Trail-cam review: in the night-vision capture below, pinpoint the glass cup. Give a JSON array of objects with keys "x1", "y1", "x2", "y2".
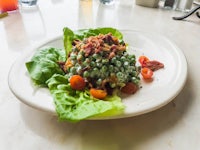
[
  {"x1": 0, "y1": 0, "x2": 18, "y2": 12},
  {"x1": 174, "y1": 0, "x2": 194, "y2": 12},
  {"x1": 18, "y1": 0, "x2": 38, "y2": 8},
  {"x1": 135, "y1": 0, "x2": 160, "y2": 8},
  {"x1": 99, "y1": 0, "x2": 115, "y2": 5}
]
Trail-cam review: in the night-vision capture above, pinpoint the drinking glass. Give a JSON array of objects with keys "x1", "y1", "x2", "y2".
[
  {"x1": 18, "y1": 0, "x2": 38, "y2": 7},
  {"x1": 135, "y1": 0, "x2": 160, "y2": 8},
  {"x1": 99, "y1": 0, "x2": 115, "y2": 5}
]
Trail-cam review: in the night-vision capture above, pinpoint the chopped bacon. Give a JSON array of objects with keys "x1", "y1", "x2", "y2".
[
  {"x1": 142, "y1": 60, "x2": 164, "y2": 71},
  {"x1": 109, "y1": 52, "x2": 115, "y2": 59},
  {"x1": 72, "y1": 40, "x2": 81, "y2": 46},
  {"x1": 72, "y1": 33, "x2": 126, "y2": 59},
  {"x1": 83, "y1": 43, "x2": 93, "y2": 56},
  {"x1": 57, "y1": 61, "x2": 65, "y2": 72}
]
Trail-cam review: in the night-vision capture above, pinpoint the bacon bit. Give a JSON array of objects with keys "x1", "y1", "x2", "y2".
[
  {"x1": 109, "y1": 51, "x2": 116, "y2": 59},
  {"x1": 75, "y1": 43, "x2": 82, "y2": 51},
  {"x1": 111, "y1": 45, "x2": 117, "y2": 51},
  {"x1": 95, "y1": 47, "x2": 102, "y2": 54},
  {"x1": 112, "y1": 36, "x2": 119, "y2": 45},
  {"x1": 118, "y1": 45, "x2": 126, "y2": 51},
  {"x1": 142, "y1": 60, "x2": 164, "y2": 71},
  {"x1": 72, "y1": 33, "x2": 126, "y2": 60},
  {"x1": 83, "y1": 43, "x2": 93, "y2": 56},
  {"x1": 57, "y1": 61, "x2": 66, "y2": 72},
  {"x1": 103, "y1": 44, "x2": 111, "y2": 51},
  {"x1": 72, "y1": 40, "x2": 81, "y2": 46}
]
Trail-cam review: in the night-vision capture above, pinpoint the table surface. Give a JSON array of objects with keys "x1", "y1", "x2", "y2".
[{"x1": 0, "y1": 0, "x2": 200, "y2": 149}]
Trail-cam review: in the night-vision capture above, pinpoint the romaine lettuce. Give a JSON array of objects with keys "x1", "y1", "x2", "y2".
[
  {"x1": 26, "y1": 47, "x2": 66, "y2": 86},
  {"x1": 47, "y1": 74, "x2": 124, "y2": 122}
]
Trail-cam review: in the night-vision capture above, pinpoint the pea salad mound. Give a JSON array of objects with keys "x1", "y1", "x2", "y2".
[
  {"x1": 62, "y1": 32, "x2": 140, "y2": 98},
  {"x1": 25, "y1": 27, "x2": 141, "y2": 122}
]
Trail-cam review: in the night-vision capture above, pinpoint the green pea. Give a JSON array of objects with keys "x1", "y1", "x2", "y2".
[
  {"x1": 77, "y1": 54, "x2": 82, "y2": 60},
  {"x1": 79, "y1": 50, "x2": 85, "y2": 55},
  {"x1": 67, "y1": 73, "x2": 73, "y2": 78},
  {"x1": 130, "y1": 71, "x2": 136, "y2": 76},
  {"x1": 111, "y1": 57, "x2": 117, "y2": 64},
  {"x1": 70, "y1": 67, "x2": 77, "y2": 74},
  {"x1": 130, "y1": 58, "x2": 136, "y2": 64},
  {"x1": 109, "y1": 65, "x2": 114, "y2": 72},
  {"x1": 85, "y1": 58, "x2": 90, "y2": 63},
  {"x1": 105, "y1": 72, "x2": 109, "y2": 78},
  {"x1": 114, "y1": 67, "x2": 119, "y2": 72},
  {"x1": 116, "y1": 60, "x2": 122, "y2": 67},
  {"x1": 89, "y1": 71, "x2": 95, "y2": 78},
  {"x1": 124, "y1": 61, "x2": 129, "y2": 66},
  {"x1": 131, "y1": 76, "x2": 136, "y2": 81},
  {"x1": 96, "y1": 78, "x2": 102, "y2": 85},
  {"x1": 116, "y1": 72, "x2": 124, "y2": 79},
  {"x1": 90, "y1": 61, "x2": 95, "y2": 67},
  {"x1": 110, "y1": 83, "x2": 116, "y2": 88},
  {"x1": 96, "y1": 59, "x2": 101, "y2": 63},
  {"x1": 101, "y1": 66, "x2": 107, "y2": 72},
  {"x1": 115, "y1": 55, "x2": 120, "y2": 60},
  {"x1": 132, "y1": 79, "x2": 140, "y2": 85},
  {"x1": 120, "y1": 67, "x2": 125, "y2": 72},
  {"x1": 93, "y1": 53, "x2": 100, "y2": 59},
  {"x1": 70, "y1": 53, "x2": 77, "y2": 60},
  {"x1": 123, "y1": 52, "x2": 128, "y2": 56},
  {"x1": 83, "y1": 61, "x2": 89, "y2": 66},
  {"x1": 75, "y1": 63, "x2": 80, "y2": 67},
  {"x1": 93, "y1": 68, "x2": 99, "y2": 75},
  {"x1": 120, "y1": 56, "x2": 126, "y2": 61},
  {"x1": 96, "y1": 62, "x2": 102, "y2": 68},
  {"x1": 128, "y1": 66, "x2": 136, "y2": 72},
  {"x1": 83, "y1": 71, "x2": 89, "y2": 78},
  {"x1": 102, "y1": 59, "x2": 109, "y2": 64}
]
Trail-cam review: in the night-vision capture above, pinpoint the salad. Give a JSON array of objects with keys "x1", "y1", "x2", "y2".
[{"x1": 25, "y1": 27, "x2": 163, "y2": 122}]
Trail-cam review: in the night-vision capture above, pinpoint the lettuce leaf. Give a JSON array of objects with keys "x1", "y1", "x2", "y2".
[
  {"x1": 25, "y1": 47, "x2": 66, "y2": 86},
  {"x1": 46, "y1": 74, "x2": 125, "y2": 122}
]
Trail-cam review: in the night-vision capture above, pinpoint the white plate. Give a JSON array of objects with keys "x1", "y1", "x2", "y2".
[{"x1": 8, "y1": 30, "x2": 187, "y2": 119}]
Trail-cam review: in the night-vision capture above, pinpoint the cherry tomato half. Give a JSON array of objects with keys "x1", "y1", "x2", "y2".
[
  {"x1": 90, "y1": 88, "x2": 107, "y2": 99},
  {"x1": 138, "y1": 55, "x2": 149, "y2": 66},
  {"x1": 141, "y1": 67, "x2": 153, "y2": 79},
  {"x1": 70, "y1": 75, "x2": 86, "y2": 90}
]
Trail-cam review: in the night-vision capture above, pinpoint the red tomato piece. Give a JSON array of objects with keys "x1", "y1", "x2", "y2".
[
  {"x1": 121, "y1": 82, "x2": 138, "y2": 94},
  {"x1": 90, "y1": 88, "x2": 107, "y2": 99},
  {"x1": 141, "y1": 67, "x2": 153, "y2": 79},
  {"x1": 138, "y1": 55, "x2": 149, "y2": 66},
  {"x1": 70, "y1": 75, "x2": 86, "y2": 90}
]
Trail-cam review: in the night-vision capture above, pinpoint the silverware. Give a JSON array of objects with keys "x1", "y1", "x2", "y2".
[{"x1": 172, "y1": 5, "x2": 200, "y2": 20}]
